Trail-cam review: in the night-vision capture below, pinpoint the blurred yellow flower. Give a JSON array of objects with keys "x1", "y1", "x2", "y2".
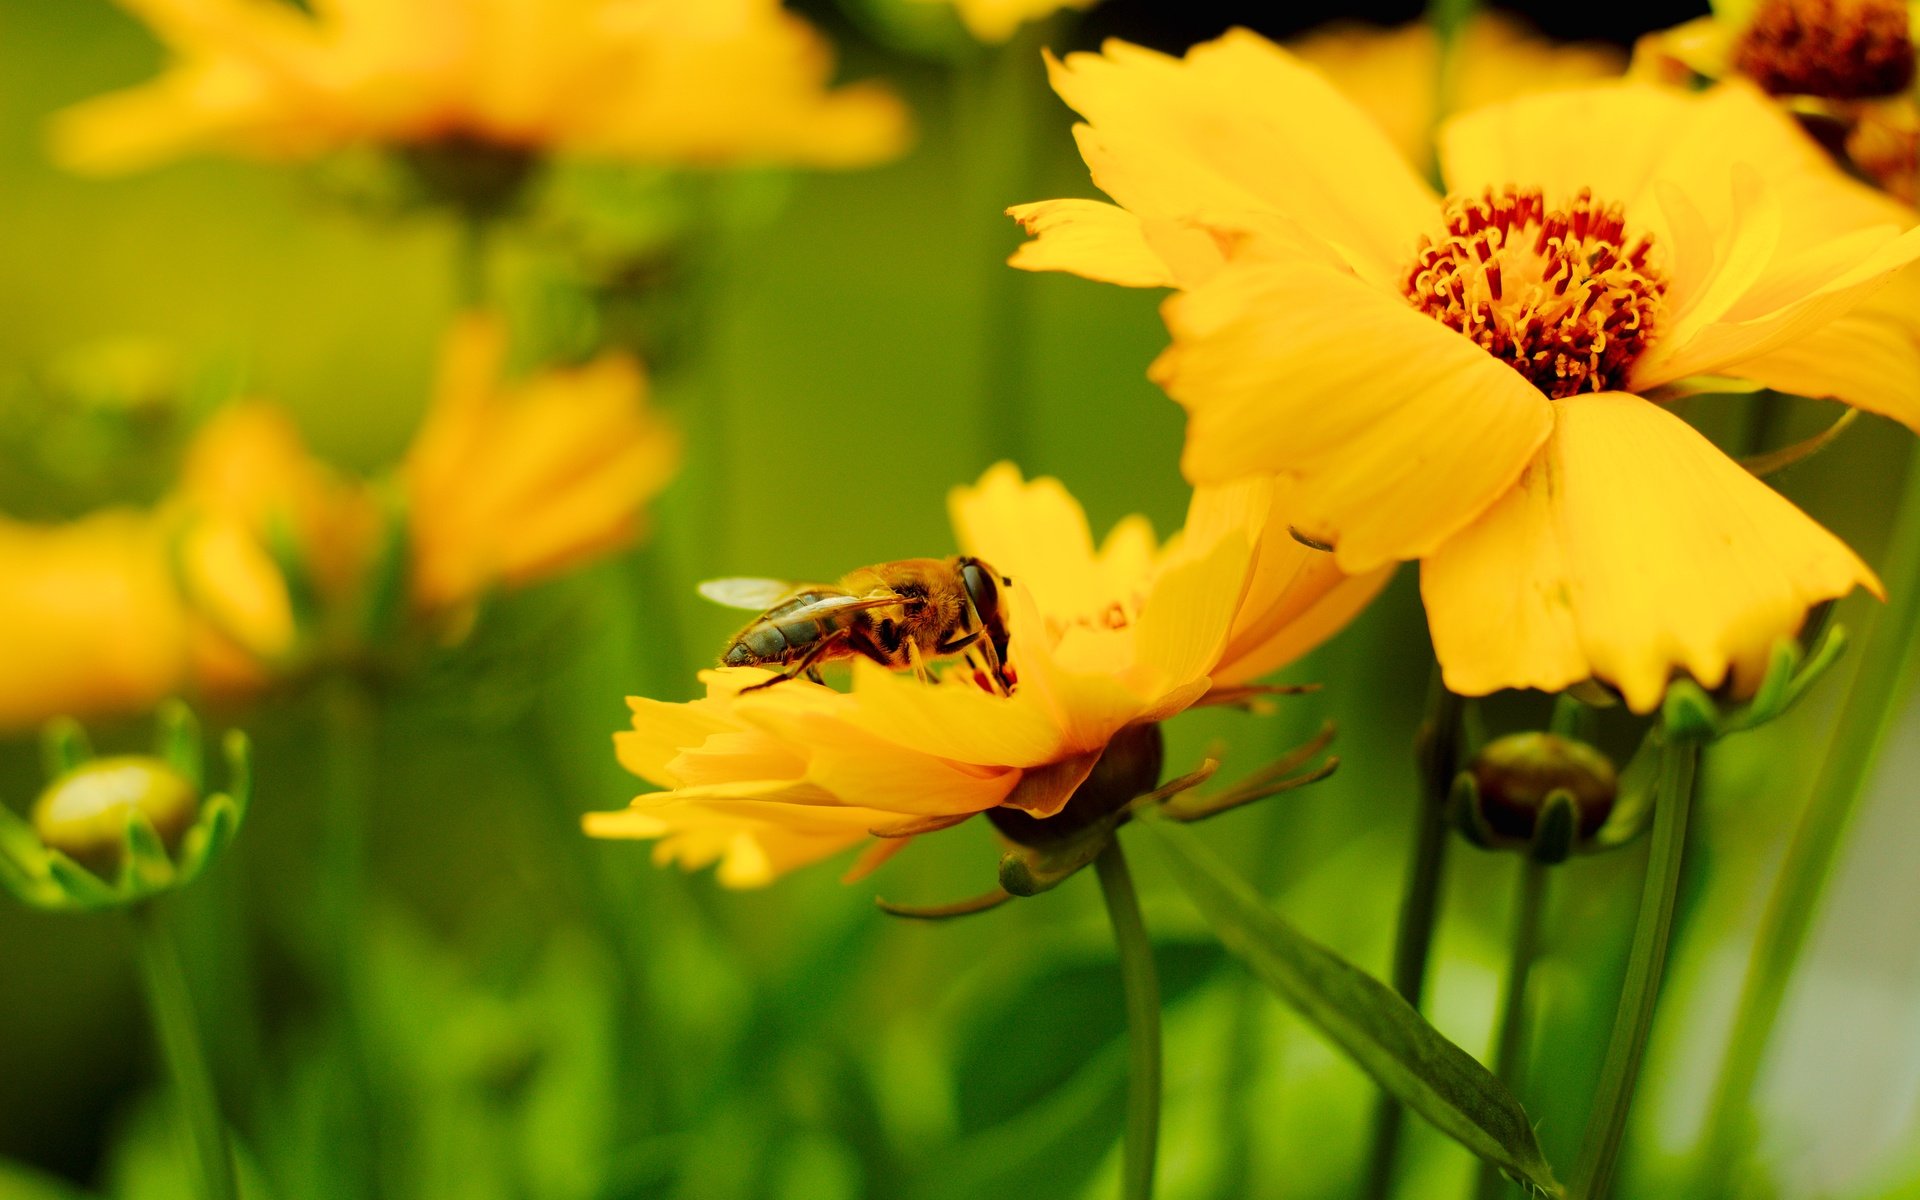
[
  {"x1": 1290, "y1": 13, "x2": 1623, "y2": 166},
  {"x1": 0, "y1": 511, "x2": 189, "y2": 730},
  {"x1": 52, "y1": 0, "x2": 910, "y2": 175},
  {"x1": 170, "y1": 402, "x2": 380, "y2": 682},
  {"x1": 403, "y1": 315, "x2": 679, "y2": 616},
  {"x1": 914, "y1": 0, "x2": 1097, "y2": 44},
  {"x1": 1010, "y1": 31, "x2": 1920, "y2": 711},
  {"x1": 1633, "y1": 0, "x2": 1918, "y2": 200},
  {"x1": 585, "y1": 463, "x2": 1387, "y2": 886}
]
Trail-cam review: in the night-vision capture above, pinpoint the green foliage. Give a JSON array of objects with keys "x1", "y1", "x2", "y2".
[{"x1": 1146, "y1": 818, "x2": 1563, "y2": 1197}]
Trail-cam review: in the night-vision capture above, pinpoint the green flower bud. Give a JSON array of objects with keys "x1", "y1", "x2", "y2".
[
  {"x1": 1456, "y1": 732, "x2": 1619, "y2": 863},
  {"x1": 32, "y1": 757, "x2": 199, "y2": 880}
]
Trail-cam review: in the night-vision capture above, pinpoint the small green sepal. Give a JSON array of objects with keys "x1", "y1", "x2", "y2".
[
  {"x1": 1660, "y1": 625, "x2": 1846, "y2": 742},
  {"x1": 881, "y1": 721, "x2": 1339, "y2": 921}
]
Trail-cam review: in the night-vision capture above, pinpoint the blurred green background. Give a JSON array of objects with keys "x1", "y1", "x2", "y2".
[{"x1": 5, "y1": 2, "x2": 1920, "y2": 1198}]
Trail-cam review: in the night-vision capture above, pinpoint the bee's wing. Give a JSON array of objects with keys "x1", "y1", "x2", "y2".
[{"x1": 698, "y1": 577, "x2": 801, "y2": 610}]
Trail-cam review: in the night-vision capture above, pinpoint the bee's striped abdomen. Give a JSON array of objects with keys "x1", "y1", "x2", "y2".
[{"x1": 723, "y1": 590, "x2": 846, "y2": 667}]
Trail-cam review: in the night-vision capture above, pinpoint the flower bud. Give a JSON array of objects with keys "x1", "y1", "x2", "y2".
[
  {"x1": 1456, "y1": 732, "x2": 1618, "y2": 862},
  {"x1": 32, "y1": 756, "x2": 199, "y2": 879}
]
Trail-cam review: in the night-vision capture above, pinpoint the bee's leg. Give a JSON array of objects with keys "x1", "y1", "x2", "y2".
[
  {"x1": 740, "y1": 632, "x2": 846, "y2": 694},
  {"x1": 934, "y1": 630, "x2": 981, "y2": 656},
  {"x1": 904, "y1": 640, "x2": 933, "y2": 685}
]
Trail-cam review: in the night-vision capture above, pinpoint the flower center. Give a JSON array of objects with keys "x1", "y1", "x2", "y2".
[
  {"x1": 1402, "y1": 186, "x2": 1667, "y2": 400},
  {"x1": 1734, "y1": 0, "x2": 1916, "y2": 99}
]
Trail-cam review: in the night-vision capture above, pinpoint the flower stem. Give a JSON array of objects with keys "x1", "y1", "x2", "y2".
[
  {"x1": 952, "y1": 24, "x2": 1054, "y2": 472},
  {"x1": 455, "y1": 214, "x2": 491, "y2": 309},
  {"x1": 1095, "y1": 836, "x2": 1161, "y2": 1200},
  {"x1": 130, "y1": 901, "x2": 239, "y2": 1200},
  {"x1": 1695, "y1": 443, "x2": 1920, "y2": 1189},
  {"x1": 318, "y1": 678, "x2": 385, "y2": 1196},
  {"x1": 1362, "y1": 680, "x2": 1463, "y2": 1200},
  {"x1": 1569, "y1": 732, "x2": 1700, "y2": 1200},
  {"x1": 1474, "y1": 858, "x2": 1550, "y2": 1200}
]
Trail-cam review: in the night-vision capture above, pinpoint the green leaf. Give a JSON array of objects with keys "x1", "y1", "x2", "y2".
[
  {"x1": 0, "y1": 1157, "x2": 102, "y2": 1199},
  {"x1": 1145, "y1": 819, "x2": 1563, "y2": 1197}
]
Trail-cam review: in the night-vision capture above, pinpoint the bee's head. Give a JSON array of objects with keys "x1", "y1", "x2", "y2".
[{"x1": 956, "y1": 556, "x2": 1015, "y2": 689}]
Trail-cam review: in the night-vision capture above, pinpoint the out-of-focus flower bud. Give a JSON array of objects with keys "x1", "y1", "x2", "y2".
[
  {"x1": 32, "y1": 757, "x2": 198, "y2": 880},
  {"x1": 0, "y1": 703, "x2": 251, "y2": 911},
  {"x1": 1453, "y1": 732, "x2": 1619, "y2": 863}
]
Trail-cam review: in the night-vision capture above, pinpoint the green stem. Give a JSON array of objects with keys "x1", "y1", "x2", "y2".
[
  {"x1": 1569, "y1": 733, "x2": 1701, "y2": 1200},
  {"x1": 455, "y1": 215, "x2": 491, "y2": 310},
  {"x1": 1095, "y1": 837, "x2": 1161, "y2": 1200},
  {"x1": 1362, "y1": 681, "x2": 1463, "y2": 1200},
  {"x1": 1474, "y1": 859, "x2": 1550, "y2": 1200},
  {"x1": 130, "y1": 902, "x2": 239, "y2": 1200},
  {"x1": 952, "y1": 26, "x2": 1052, "y2": 472},
  {"x1": 1695, "y1": 442, "x2": 1920, "y2": 1189},
  {"x1": 318, "y1": 678, "x2": 384, "y2": 1197}
]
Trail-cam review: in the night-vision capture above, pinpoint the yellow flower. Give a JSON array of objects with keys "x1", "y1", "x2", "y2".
[
  {"x1": 52, "y1": 0, "x2": 910, "y2": 175},
  {"x1": 911, "y1": 0, "x2": 1097, "y2": 44},
  {"x1": 1010, "y1": 31, "x2": 1920, "y2": 712},
  {"x1": 1290, "y1": 13, "x2": 1623, "y2": 167},
  {"x1": 0, "y1": 404, "x2": 382, "y2": 727},
  {"x1": 585, "y1": 463, "x2": 1388, "y2": 886},
  {"x1": 0, "y1": 511, "x2": 191, "y2": 730},
  {"x1": 170, "y1": 402, "x2": 380, "y2": 682},
  {"x1": 403, "y1": 315, "x2": 679, "y2": 616},
  {"x1": 1633, "y1": 0, "x2": 1918, "y2": 200}
]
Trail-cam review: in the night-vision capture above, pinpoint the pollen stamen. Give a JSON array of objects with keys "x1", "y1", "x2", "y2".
[{"x1": 1401, "y1": 186, "x2": 1667, "y2": 400}]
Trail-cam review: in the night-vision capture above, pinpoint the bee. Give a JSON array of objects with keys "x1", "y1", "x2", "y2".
[{"x1": 699, "y1": 556, "x2": 1014, "y2": 695}]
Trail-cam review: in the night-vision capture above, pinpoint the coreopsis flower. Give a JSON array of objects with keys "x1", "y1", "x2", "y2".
[
  {"x1": 1633, "y1": 0, "x2": 1918, "y2": 199},
  {"x1": 585, "y1": 463, "x2": 1388, "y2": 887},
  {"x1": 169, "y1": 402, "x2": 381, "y2": 685},
  {"x1": 403, "y1": 316, "x2": 679, "y2": 616},
  {"x1": 51, "y1": 0, "x2": 910, "y2": 178},
  {"x1": 1290, "y1": 13, "x2": 1623, "y2": 167},
  {"x1": 0, "y1": 511, "x2": 190, "y2": 730},
  {"x1": 1010, "y1": 30, "x2": 1920, "y2": 712}
]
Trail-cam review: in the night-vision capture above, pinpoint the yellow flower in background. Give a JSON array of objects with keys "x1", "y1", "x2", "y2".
[
  {"x1": 585, "y1": 463, "x2": 1388, "y2": 886},
  {"x1": 0, "y1": 511, "x2": 190, "y2": 730},
  {"x1": 1633, "y1": 0, "x2": 1918, "y2": 200},
  {"x1": 403, "y1": 316, "x2": 679, "y2": 616},
  {"x1": 1011, "y1": 31, "x2": 1920, "y2": 711},
  {"x1": 170, "y1": 402, "x2": 380, "y2": 682},
  {"x1": 1290, "y1": 12, "x2": 1623, "y2": 166},
  {"x1": 913, "y1": 0, "x2": 1097, "y2": 44},
  {"x1": 52, "y1": 0, "x2": 910, "y2": 175}
]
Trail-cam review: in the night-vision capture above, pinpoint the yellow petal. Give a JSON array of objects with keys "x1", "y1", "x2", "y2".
[
  {"x1": 1635, "y1": 224, "x2": 1920, "y2": 388},
  {"x1": 1423, "y1": 392, "x2": 1877, "y2": 713},
  {"x1": 949, "y1": 462, "x2": 1158, "y2": 631},
  {"x1": 0, "y1": 511, "x2": 191, "y2": 729},
  {"x1": 1043, "y1": 30, "x2": 1436, "y2": 282},
  {"x1": 1718, "y1": 268, "x2": 1920, "y2": 430},
  {"x1": 1006, "y1": 199, "x2": 1181, "y2": 288},
  {"x1": 1153, "y1": 258, "x2": 1552, "y2": 572}
]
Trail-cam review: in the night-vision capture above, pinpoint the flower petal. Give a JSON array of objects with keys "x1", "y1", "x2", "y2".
[
  {"x1": 1634, "y1": 226, "x2": 1920, "y2": 389},
  {"x1": 1423, "y1": 392, "x2": 1877, "y2": 713},
  {"x1": 1042, "y1": 30, "x2": 1436, "y2": 281},
  {"x1": 1153, "y1": 259, "x2": 1552, "y2": 572},
  {"x1": 1006, "y1": 199, "x2": 1181, "y2": 287},
  {"x1": 1716, "y1": 269, "x2": 1920, "y2": 430}
]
